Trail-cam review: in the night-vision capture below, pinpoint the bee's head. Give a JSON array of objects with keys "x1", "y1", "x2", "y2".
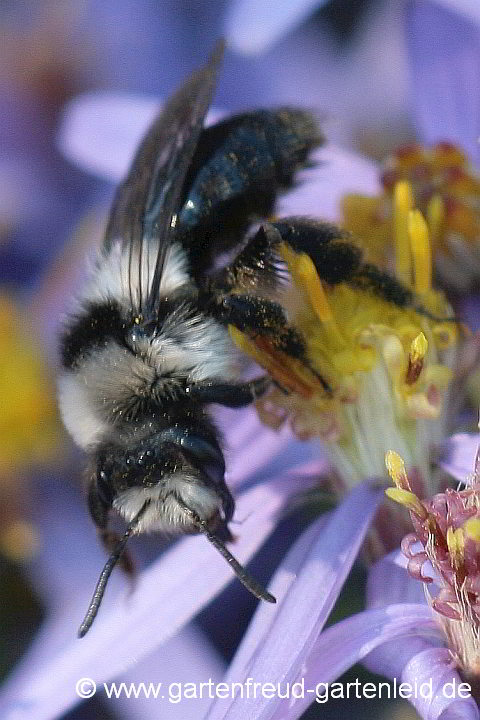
[
  {"x1": 79, "y1": 424, "x2": 274, "y2": 638},
  {"x1": 95, "y1": 424, "x2": 233, "y2": 536}
]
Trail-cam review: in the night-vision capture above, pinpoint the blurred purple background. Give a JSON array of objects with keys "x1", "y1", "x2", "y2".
[{"x1": 0, "y1": 1, "x2": 478, "y2": 719}]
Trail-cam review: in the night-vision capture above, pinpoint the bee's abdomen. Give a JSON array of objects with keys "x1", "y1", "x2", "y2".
[{"x1": 179, "y1": 108, "x2": 322, "y2": 231}]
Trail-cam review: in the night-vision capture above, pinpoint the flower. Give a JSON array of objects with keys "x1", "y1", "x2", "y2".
[
  {"x1": 7, "y1": 46, "x2": 474, "y2": 718},
  {"x1": 385, "y1": 441, "x2": 480, "y2": 683},
  {"x1": 356, "y1": 433, "x2": 480, "y2": 719},
  {"x1": 231, "y1": 182, "x2": 458, "y2": 558}
]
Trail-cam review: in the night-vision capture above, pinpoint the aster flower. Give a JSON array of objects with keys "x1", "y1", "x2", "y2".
[
  {"x1": 348, "y1": 433, "x2": 480, "y2": 720},
  {"x1": 233, "y1": 185, "x2": 458, "y2": 552},
  {"x1": 11, "y1": 63, "x2": 473, "y2": 720},
  {"x1": 383, "y1": 442, "x2": 480, "y2": 683}
]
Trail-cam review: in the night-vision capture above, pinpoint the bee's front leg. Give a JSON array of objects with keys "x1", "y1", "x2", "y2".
[{"x1": 185, "y1": 376, "x2": 269, "y2": 407}]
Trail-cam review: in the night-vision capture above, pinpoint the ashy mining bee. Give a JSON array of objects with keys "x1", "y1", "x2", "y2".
[{"x1": 58, "y1": 42, "x2": 442, "y2": 637}]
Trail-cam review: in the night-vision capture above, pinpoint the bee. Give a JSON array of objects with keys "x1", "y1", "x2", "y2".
[
  {"x1": 58, "y1": 41, "x2": 326, "y2": 637},
  {"x1": 59, "y1": 42, "x2": 450, "y2": 637}
]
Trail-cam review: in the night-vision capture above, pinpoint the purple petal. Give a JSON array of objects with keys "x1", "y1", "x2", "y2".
[
  {"x1": 276, "y1": 604, "x2": 440, "y2": 720},
  {"x1": 400, "y1": 646, "x2": 479, "y2": 720},
  {"x1": 206, "y1": 481, "x2": 383, "y2": 720},
  {"x1": 224, "y1": 0, "x2": 328, "y2": 55},
  {"x1": 407, "y1": 0, "x2": 480, "y2": 165},
  {"x1": 207, "y1": 516, "x2": 330, "y2": 720},
  {"x1": 439, "y1": 433, "x2": 480, "y2": 482},
  {"x1": 223, "y1": 413, "x2": 327, "y2": 489},
  {"x1": 58, "y1": 92, "x2": 161, "y2": 181},
  {"x1": 113, "y1": 625, "x2": 225, "y2": 720},
  {"x1": 424, "y1": 1, "x2": 480, "y2": 26},
  {"x1": 57, "y1": 92, "x2": 224, "y2": 182},
  {"x1": 277, "y1": 144, "x2": 380, "y2": 223},
  {"x1": 366, "y1": 551, "x2": 428, "y2": 609},
  {"x1": 0, "y1": 473, "x2": 314, "y2": 720},
  {"x1": 25, "y1": 475, "x2": 108, "y2": 611},
  {"x1": 364, "y1": 554, "x2": 443, "y2": 702}
]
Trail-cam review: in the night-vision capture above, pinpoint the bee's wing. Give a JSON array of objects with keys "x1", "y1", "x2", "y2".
[{"x1": 104, "y1": 41, "x2": 224, "y2": 313}]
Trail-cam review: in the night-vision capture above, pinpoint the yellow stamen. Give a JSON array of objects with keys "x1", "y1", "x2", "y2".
[
  {"x1": 408, "y1": 209, "x2": 432, "y2": 294},
  {"x1": 393, "y1": 181, "x2": 414, "y2": 285},
  {"x1": 406, "y1": 332, "x2": 428, "y2": 384},
  {"x1": 464, "y1": 517, "x2": 480, "y2": 543},
  {"x1": 279, "y1": 243, "x2": 345, "y2": 348},
  {"x1": 279, "y1": 243, "x2": 333, "y2": 322},
  {"x1": 385, "y1": 487, "x2": 428, "y2": 519},
  {"x1": 410, "y1": 332, "x2": 428, "y2": 363},
  {"x1": 385, "y1": 450, "x2": 410, "y2": 490},
  {"x1": 447, "y1": 526, "x2": 465, "y2": 570},
  {"x1": 426, "y1": 194, "x2": 445, "y2": 245}
]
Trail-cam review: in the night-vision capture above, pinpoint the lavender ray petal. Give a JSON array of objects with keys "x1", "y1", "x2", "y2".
[
  {"x1": 226, "y1": 423, "x2": 326, "y2": 490},
  {"x1": 206, "y1": 515, "x2": 330, "y2": 720},
  {"x1": 400, "y1": 646, "x2": 480, "y2": 720},
  {"x1": 57, "y1": 92, "x2": 224, "y2": 183},
  {"x1": 439, "y1": 433, "x2": 480, "y2": 482},
  {"x1": 270, "y1": 604, "x2": 441, "y2": 720},
  {"x1": 113, "y1": 625, "x2": 225, "y2": 720},
  {"x1": 0, "y1": 473, "x2": 314, "y2": 720},
  {"x1": 206, "y1": 481, "x2": 383, "y2": 720},
  {"x1": 421, "y1": 1, "x2": 480, "y2": 25},
  {"x1": 277, "y1": 144, "x2": 380, "y2": 222},
  {"x1": 407, "y1": 0, "x2": 480, "y2": 165},
  {"x1": 224, "y1": 0, "x2": 328, "y2": 55},
  {"x1": 366, "y1": 550, "x2": 429, "y2": 609}
]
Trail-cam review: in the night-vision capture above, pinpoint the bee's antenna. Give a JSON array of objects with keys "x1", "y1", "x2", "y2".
[
  {"x1": 175, "y1": 496, "x2": 276, "y2": 605},
  {"x1": 78, "y1": 503, "x2": 149, "y2": 638}
]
